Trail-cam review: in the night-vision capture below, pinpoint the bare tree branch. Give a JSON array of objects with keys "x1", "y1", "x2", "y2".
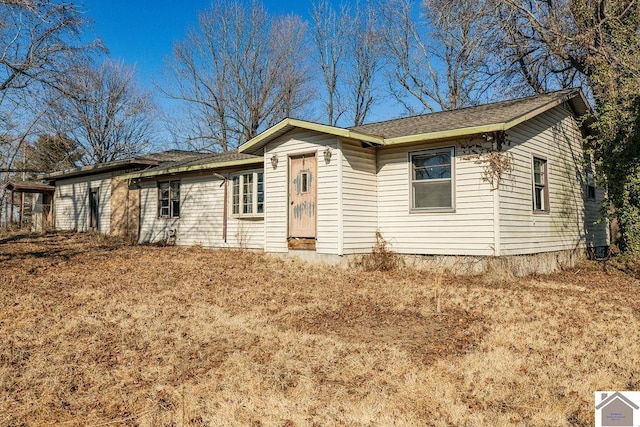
[
  {"x1": 160, "y1": 0, "x2": 312, "y2": 152},
  {"x1": 42, "y1": 60, "x2": 156, "y2": 165}
]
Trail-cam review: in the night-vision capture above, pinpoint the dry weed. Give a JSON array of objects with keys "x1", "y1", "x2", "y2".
[
  {"x1": 0, "y1": 233, "x2": 639, "y2": 425},
  {"x1": 357, "y1": 231, "x2": 401, "y2": 272}
]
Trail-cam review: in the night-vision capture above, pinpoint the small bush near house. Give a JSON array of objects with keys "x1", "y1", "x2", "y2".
[{"x1": 357, "y1": 231, "x2": 401, "y2": 271}]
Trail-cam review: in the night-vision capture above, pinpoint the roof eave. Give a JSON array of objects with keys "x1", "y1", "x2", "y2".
[
  {"x1": 383, "y1": 123, "x2": 506, "y2": 146},
  {"x1": 122, "y1": 157, "x2": 264, "y2": 180},
  {"x1": 238, "y1": 118, "x2": 384, "y2": 154},
  {"x1": 2, "y1": 182, "x2": 55, "y2": 192},
  {"x1": 44, "y1": 159, "x2": 160, "y2": 180},
  {"x1": 382, "y1": 89, "x2": 590, "y2": 146}
]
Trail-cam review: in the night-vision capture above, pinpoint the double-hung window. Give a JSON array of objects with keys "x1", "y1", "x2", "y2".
[
  {"x1": 532, "y1": 157, "x2": 548, "y2": 212},
  {"x1": 232, "y1": 171, "x2": 264, "y2": 216},
  {"x1": 586, "y1": 170, "x2": 596, "y2": 200},
  {"x1": 584, "y1": 154, "x2": 596, "y2": 201},
  {"x1": 158, "y1": 180, "x2": 180, "y2": 218},
  {"x1": 410, "y1": 147, "x2": 454, "y2": 211}
]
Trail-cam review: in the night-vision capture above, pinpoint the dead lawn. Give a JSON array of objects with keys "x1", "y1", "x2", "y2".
[{"x1": 0, "y1": 232, "x2": 639, "y2": 426}]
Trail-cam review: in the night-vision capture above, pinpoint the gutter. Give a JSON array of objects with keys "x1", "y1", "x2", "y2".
[{"x1": 121, "y1": 157, "x2": 264, "y2": 180}]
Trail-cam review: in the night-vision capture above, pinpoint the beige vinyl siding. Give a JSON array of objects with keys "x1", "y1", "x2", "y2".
[
  {"x1": 264, "y1": 129, "x2": 339, "y2": 254},
  {"x1": 377, "y1": 140, "x2": 495, "y2": 256},
  {"x1": 499, "y1": 105, "x2": 608, "y2": 254},
  {"x1": 340, "y1": 138, "x2": 378, "y2": 254},
  {"x1": 583, "y1": 159, "x2": 609, "y2": 248},
  {"x1": 138, "y1": 173, "x2": 263, "y2": 249},
  {"x1": 54, "y1": 173, "x2": 111, "y2": 233}
]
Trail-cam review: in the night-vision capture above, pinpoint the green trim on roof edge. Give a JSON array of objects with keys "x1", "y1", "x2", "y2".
[
  {"x1": 121, "y1": 157, "x2": 264, "y2": 180},
  {"x1": 238, "y1": 118, "x2": 385, "y2": 154}
]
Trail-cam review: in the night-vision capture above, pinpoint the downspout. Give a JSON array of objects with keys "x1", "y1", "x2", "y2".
[
  {"x1": 10, "y1": 190, "x2": 14, "y2": 224},
  {"x1": 125, "y1": 178, "x2": 130, "y2": 237},
  {"x1": 19, "y1": 191, "x2": 24, "y2": 229},
  {"x1": 51, "y1": 185, "x2": 56, "y2": 231},
  {"x1": 214, "y1": 173, "x2": 228, "y2": 243},
  {"x1": 131, "y1": 179, "x2": 142, "y2": 242}
]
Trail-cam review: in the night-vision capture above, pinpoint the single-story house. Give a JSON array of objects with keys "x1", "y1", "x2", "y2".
[
  {"x1": 39, "y1": 89, "x2": 609, "y2": 272},
  {"x1": 40, "y1": 150, "x2": 212, "y2": 236}
]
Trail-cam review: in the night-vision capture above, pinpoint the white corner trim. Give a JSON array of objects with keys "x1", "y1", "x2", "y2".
[{"x1": 337, "y1": 137, "x2": 344, "y2": 256}]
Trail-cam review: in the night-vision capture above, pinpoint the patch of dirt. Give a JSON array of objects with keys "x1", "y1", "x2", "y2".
[{"x1": 284, "y1": 301, "x2": 484, "y2": 364}]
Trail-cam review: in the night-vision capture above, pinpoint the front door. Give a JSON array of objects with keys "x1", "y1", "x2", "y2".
[
  {"x1": 289, "y1": 154, "x2": 317, "y2": 239},
  {"x1": 89, "y1": 188, "x2": 99, "y2": 230}
]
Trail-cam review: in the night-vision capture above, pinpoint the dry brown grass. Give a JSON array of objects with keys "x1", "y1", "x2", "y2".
[{"x1": 1, "y1": 232, "x2": 639, "y2": 426}]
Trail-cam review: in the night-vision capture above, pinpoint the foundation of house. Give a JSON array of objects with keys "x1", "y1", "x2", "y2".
[{"x1": 279, "y1": 247, "x2": 602, "y2": 276}]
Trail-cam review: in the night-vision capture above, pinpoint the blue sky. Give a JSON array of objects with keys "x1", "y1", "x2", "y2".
[
  {"x1": 80, "y1": 0, "x2": 323, "y2": 95},
  {"x1": 78, "y1": 0, "x2": 420, "y2": 148},
  {"x1": 79, "y1": 0, "x2": 353, "y2": 146}
]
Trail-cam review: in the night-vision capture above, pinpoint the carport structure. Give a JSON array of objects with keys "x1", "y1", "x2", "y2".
[{"x1": 2, "y1": 181, "x2": 55, "y2": 230}]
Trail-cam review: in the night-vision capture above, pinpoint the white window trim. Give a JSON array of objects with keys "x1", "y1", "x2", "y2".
[
  {"x1": 158, "y1": 180, "x2": 180, "y2": 219},
  {"x1": 409, "y1": 146, "x2": 456, "y2": 213},
  {"x1": 231, "y1": 170, "x2": 264, "y2": 218},
  {"x1": 532, "y1": 155, "x2": 549, "y2": 213}
]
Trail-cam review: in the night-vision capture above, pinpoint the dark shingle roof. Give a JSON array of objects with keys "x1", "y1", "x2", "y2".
[
  {"x1": 156, "y1": 151, "x2": 260, "y2": 170},
  {"x1": 121, "y1": 151, "x2": 263, "y2": 179},
  {"x1": 136, "y1": 149, "x2": 210, "y2": 166},
  {"x1": 350, "y1": 89, "x2": 580, "y2": 139},
  {"x1": 42, "y1": 149, "x2": 212, "y2": 180}
]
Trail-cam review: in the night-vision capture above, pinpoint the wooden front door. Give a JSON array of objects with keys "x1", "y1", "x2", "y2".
[
  {"x1": 289, "y1": 154, "x2": 317, "y2": 239},
  {"x1": 89, "y1": 188, "x2": 99, "y2": 230}
]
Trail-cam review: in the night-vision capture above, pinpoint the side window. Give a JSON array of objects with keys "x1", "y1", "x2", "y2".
[
  {"x1": 242, "y1": 173, "x2": 254, "y2": 214},
  {"x1": 586, "y1": 171, "x2": 596, "y2": 200},
  {"x1": 158, "y1": 180, "x2": 180, "y2": 218},
  {"x1": 584, "y1": 154, "x2": 596, "y2": 201},
  {"x1": 410, "y1": 147, "x2": 454, "y2": 211},
  {"x1": 532, "y1": 157, "x2": 548, "y2": 211},
  {"x1": 232, "y1": 176, "x2": 240, "y2": 215},
  {"x1": 257, "y1": 172, "x2": 264, "y2": 214},
  {"x1": 158, "y1": 182, "x2": 170, "y2": 217},
  {"x1": 231, "y1": 171, "x2": 264, "y2": 216}
]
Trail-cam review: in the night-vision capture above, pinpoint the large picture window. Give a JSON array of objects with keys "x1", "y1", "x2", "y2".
[
  {"x1": 410, "y1": 147, "x2": 454, "y2": 210},
  {"x1": 158, "y1": 180, "x2": 180, "y2": 218},
  {"x1": 232, "y1": 171, "x2": 264, "y2": 216},
  {"x1": 533, "y1": 157, "x2": 548, "y2": 211}
]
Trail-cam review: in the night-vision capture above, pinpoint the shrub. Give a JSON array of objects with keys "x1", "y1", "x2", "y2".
[{"x1": 359, "y1": 231, "x2": 400, "y2": 271}]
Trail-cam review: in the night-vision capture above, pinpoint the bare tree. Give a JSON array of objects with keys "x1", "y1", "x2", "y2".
[
  {"x1": 270, "y1": 15, "x2": 315, "y2": 119},
  {"x1": 0, "y1": 0, "x2": 99, "y2": 224},
  {"x1": 347, "y1": 2, "x2": 383, "y2": 126},
  {"x1": 485, "y1": 0, "x2": 589, "y2": 95},
  {"x1": 161, "y1": 0, "x2": 311, "y2": 152},
  {"x1": 310, "y1": 0, "x2": 351, "y2": 125},
  {"x1": 381, "y1": 0, "x2": 495, "y2": 113},
  {"x1": 44, "y1": 60, "x2": 156, "y2": 165}
]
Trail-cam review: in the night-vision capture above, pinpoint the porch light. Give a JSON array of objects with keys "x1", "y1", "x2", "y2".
[
  {"x1": 270, "y1": 154, "x2": 278, "y2": 169},
  {"x1": 323, "y1": 146, "x2": 332, "y2": 163}
]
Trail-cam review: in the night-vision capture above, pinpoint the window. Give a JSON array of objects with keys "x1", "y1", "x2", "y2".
[
  {"x1": 232, "y1": 171, "x2": 264, "y2": 216},
  {"x1": 410, "y1": 147, "x2": 454, "y2": 210},
  {"x1": 586, "y1": 170, "x2": 596, "y2": 200},
  {"x1": 158, "y1": 180, "x2": 180, "y2": 218},
  {"x1": 533, "y1": 157, "x2": 548, "y2": 211},
  {"x1": 584, "y1": 153, "x2": 596, "y2": 201}
]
